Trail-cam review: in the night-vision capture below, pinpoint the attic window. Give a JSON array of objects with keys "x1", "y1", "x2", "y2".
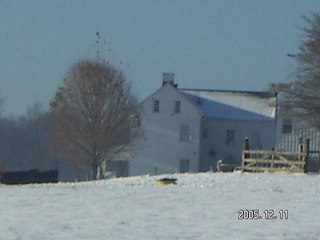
[
  {"x1": 175, "y1": 101, "x2": 181, "y2": 113},
  {"x1": 282, "y1": 118, "x2": 293, "y2": 134},
  {"x1": 153, "y1": 100, "x2": 160, "y2": 112}
]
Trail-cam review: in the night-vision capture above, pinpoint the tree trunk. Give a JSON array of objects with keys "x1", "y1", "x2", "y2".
[
  {"x1": 91, "y1": 159, "x2": 99, "y2": 180},
  {"x1": 91, "y1": 158, "x2": 105, "y2": 180},
  {"x1": 98, "y1": 162, "x2": 105, "y2": 179},
  {"x1": 91, "y1": 166, "x2": 98, "y2": 180}
]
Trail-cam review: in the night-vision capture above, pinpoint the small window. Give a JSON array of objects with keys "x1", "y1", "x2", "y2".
[
  {"x1": 153, "y1": 100, "x2": 160, "y2": 112},
  {"x1": 251, "y1": 130, "x2": 261, "y2": 149},
  {"x1": 180, "y1": 125, "x2": 190, "y2": 142},
  {"x1": 175, "y1": 101, "x2": 181, "y2": 113},
  {"x1": 282, "y1": 118, "x2": 293, "y2": 134},
  {"x1": 226, "y1": 129, "x2": 235, "y2": 145},
  {"x1": 202, "y1": 129, "x2": 208, "y2": 139},
  {"x1": 179, "y1": 159, "x2": 190, "y2": 173}
]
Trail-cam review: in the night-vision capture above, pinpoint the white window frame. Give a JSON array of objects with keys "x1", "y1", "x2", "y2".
[
  {"x1": 175, "y1": 100, "x2": 181, "y2": 113},
  {"x1": 282, "y1": 118, "x2": 293, "y2": 134},
  {"x1": 180, "y1": 124, "x2": 191, "y2": 142},
  {"x1": 226, "y1": 129, "x2": 235, "y2": 145},
  {"x1": 153, "y1": 100, "x2": 160, "y2": 112},
  {"x1": 202, "y1": 128, "x2": 208, "y2": 139},
  {"x1": 179, "y1": 159, "x2": 190, "y2": 173}
]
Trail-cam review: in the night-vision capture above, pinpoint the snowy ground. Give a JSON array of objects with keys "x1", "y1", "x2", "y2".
[{"x1": 0, "y1": 172, "x2": 319, "y2": 240}]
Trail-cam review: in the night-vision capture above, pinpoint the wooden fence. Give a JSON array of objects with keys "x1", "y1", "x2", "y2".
[{"x1": 241, "y1": 138, "x2": 309, "y2": 173}]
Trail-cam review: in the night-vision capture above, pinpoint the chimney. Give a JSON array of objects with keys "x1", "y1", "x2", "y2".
[{"x1": 162, "y1": 73, "x2": 177, "y2": 87}]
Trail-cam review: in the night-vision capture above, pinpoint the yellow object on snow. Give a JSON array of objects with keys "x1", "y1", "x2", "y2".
[{"x1": 155, "y1": 178, "x2": 177, "y2": 185}]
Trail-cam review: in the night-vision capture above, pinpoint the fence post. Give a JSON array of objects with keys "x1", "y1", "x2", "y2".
[
  {"x1": 242, "y1": 138, "x2": 250, "y2": 172},
  {"x1": 216, "y1": 160, "x2": 222, "y2": 172},
  {"x1": 303, "y1": 139, "x2": 310, "y2": 173}
]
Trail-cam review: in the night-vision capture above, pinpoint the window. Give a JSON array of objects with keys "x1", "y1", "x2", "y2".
[
  {"x1": 251, "y1": 130, "x2": 261, "y2": 149},
  {"x1": 202, "y1": 128, "x2": 208, "y2": 139},
  {"x1": 179, "y1": 159, "x2": 190, "y2": 173},
  {"x1": 175, "y1": 100, "x2": 181, "y2": 113},
  {"x1": 153, "y1": 100, "x2": 160, "y2": 112},
  {"x1": 180, "y1": 125, "x2": 190, "y2": 142},
  {"x1": 226, "y1": 129, "x2": 235, "y2": 145},
  {"x1": 282, "y1": 118, "x2": 293, "y2": 134}
]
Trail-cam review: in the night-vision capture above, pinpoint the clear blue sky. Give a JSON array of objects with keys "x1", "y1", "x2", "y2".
[{"x1": 1, "y1": 0, "x2": 320, "y2": 117}]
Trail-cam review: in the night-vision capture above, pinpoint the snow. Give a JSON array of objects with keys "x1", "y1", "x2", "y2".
[
  {"x1": 180, "y1": 89, "x2": 276, "y2": 118},
  {"x1": 181, "y1": 92, "x2": 274, "y2": 121},
  {"x1": 1, "y1": 172, "x2": 319, "y2": 240}
]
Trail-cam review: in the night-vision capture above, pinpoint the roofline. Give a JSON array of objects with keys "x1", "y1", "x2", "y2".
[
  {"x1": 177, "y1": 91, "x2": 204, "y2": 117},
  {"x1": 179, "y1": 88, "x2": 277, "y2": 97},
  {"x1": 181, "y1": 92, "x2": 275, "y2": 121}
]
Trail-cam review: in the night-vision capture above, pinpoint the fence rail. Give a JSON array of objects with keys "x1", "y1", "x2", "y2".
[{"x1": 241, "y1": 138, "x2": 309, "y2": 173}]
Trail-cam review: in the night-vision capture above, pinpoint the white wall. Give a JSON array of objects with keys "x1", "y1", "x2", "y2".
[
  {"x1": 199, "y1": 118, "x2": 275, "y2": 171},
  {"x1": 130, "y1": 84, "x2": 202, "y2": 176},
  {"x1": 274, "y1": 109, "x2": 303, "y2": 150},
  {"x1": 131, "y1": 84, "x2": 277, "y2": 175},
  {"x1": 274, "y1": 109, "x2": 320, "y2": 172}
]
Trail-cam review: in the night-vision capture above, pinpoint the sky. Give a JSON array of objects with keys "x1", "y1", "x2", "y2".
[{"x1": 1, "y1": 0, "x2": 320, "y2": 117}]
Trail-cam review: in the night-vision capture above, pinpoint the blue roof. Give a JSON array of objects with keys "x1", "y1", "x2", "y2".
[{"x1": 181, "y1": 92, "x2": 274, "y2": 121}]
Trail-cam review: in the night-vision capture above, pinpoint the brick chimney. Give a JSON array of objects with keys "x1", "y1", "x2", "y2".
[{"x1": 162, "y1": 73, "x2": 177, "y2": 87}]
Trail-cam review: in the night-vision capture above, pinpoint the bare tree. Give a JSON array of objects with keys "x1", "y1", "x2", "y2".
[
  {"x1": 271, "y1": 13, "x2": 320, "y2": 129},
  {"x1": 49, "y1": 60, "x2": 139, "y2": 180}
]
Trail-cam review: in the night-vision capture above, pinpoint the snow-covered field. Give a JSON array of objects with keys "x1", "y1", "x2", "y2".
[{"x1": 1, "y1": 172, "x2": 319, "y2": 240}]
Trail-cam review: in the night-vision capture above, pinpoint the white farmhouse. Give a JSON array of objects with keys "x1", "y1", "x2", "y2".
[{"x1": 129, "y1": 73, "x2": 277, "y2": 176}]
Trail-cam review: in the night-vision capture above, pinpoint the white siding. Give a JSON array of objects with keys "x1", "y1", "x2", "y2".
[
  {"x1": 275, "y1": 126, "x2": 320, "y2": 172},
  {"x1": 273, "y1": 107, "x2": 320, "y2": 172},
  {"x1": 199, "y1": 119, "x2": 275, "y2": 171},
  {"x1": 130, "y1": 84, "x2": 202, "y2": 176},
  {"x1": 131, "y1": 84, "x2": 277, "y2": 175}
]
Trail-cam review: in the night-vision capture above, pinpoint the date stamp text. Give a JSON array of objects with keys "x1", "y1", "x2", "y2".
[{"x1": 238, "y1": 209, "x2": 288, "y2": 220}]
